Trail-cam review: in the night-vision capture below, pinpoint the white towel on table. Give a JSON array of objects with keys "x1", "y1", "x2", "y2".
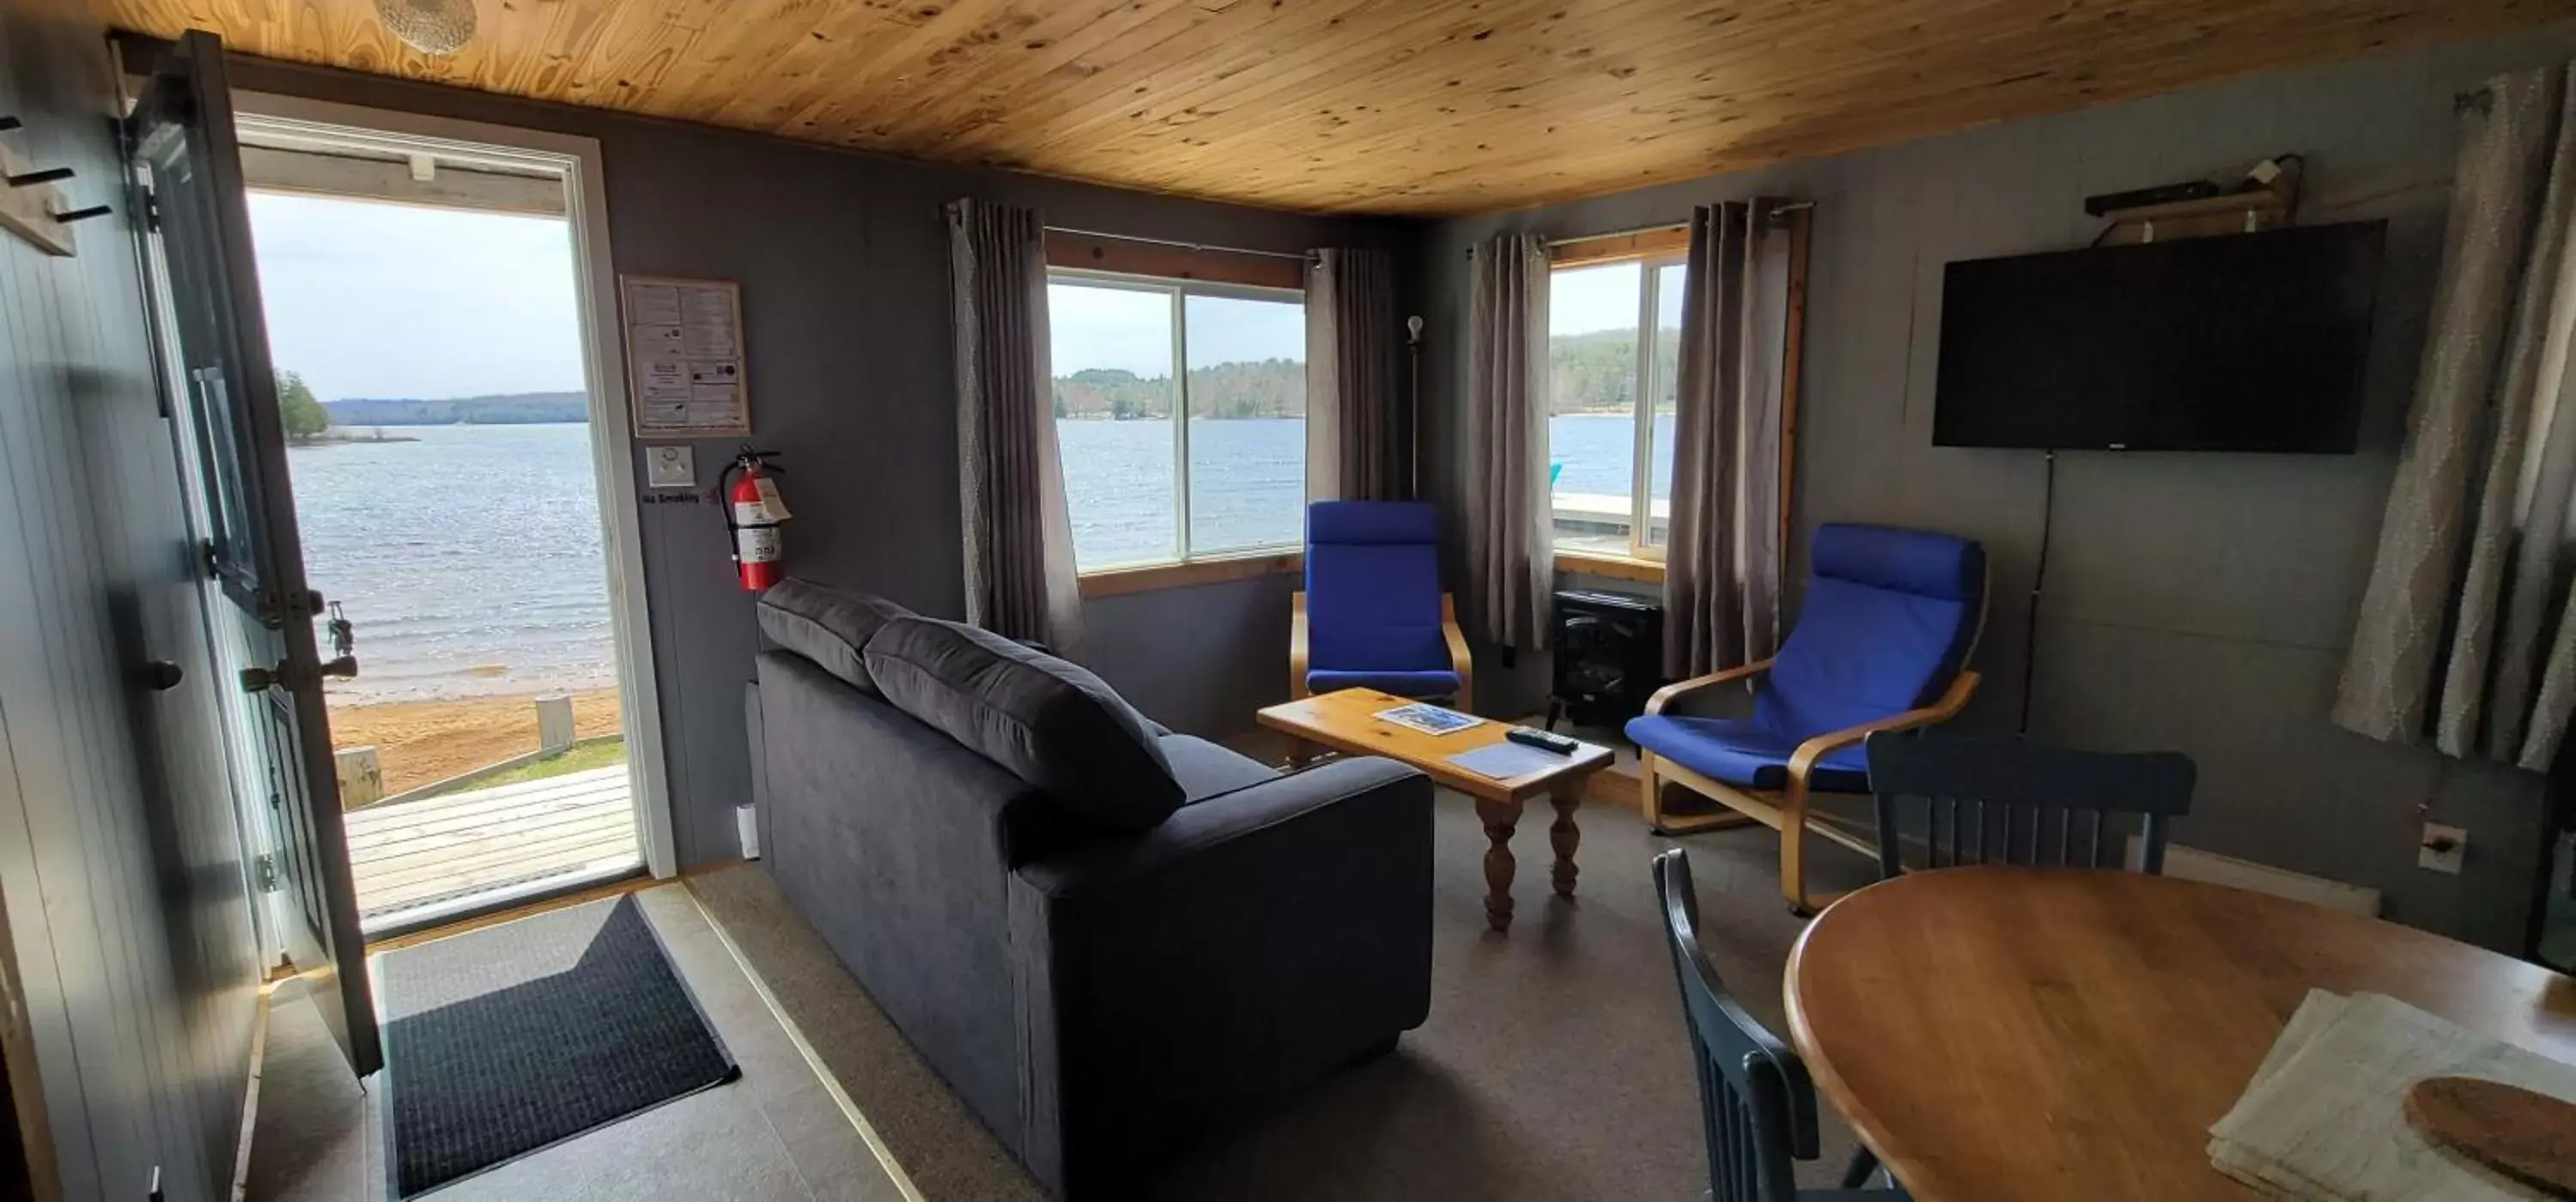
[{"x1": 2208, "y1": 990, "x2": 2576, "y2": 1201}]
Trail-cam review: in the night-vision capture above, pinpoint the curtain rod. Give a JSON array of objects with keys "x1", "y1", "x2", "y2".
[
  {"x1": 1550, "y1": 202, "x2": 1816, "y2": 246},
  {"x1": 1043, "y1": 224, "x2": 1316, "y2": 263},
  {"x1": 1467, "y1": 201, "x2": 1816, "y2": 257}
]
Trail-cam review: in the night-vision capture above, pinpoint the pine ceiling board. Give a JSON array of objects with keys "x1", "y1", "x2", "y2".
[
  {"x1": 824, "y1": 0, "x2": 1176, "y2": 150},
  {"x1": 1109, "y1": 0, "x2": 2555, "y2": 209},
  {"x1": 775, "y1": 0, "x2": 1164, "y2": 155},
  {"x1": 1002, "y1": 0, "x2": 1565, "y2": 163},
  {"x1": 96, "y1": 0, "x2": 2576, "y2": 214},
  {"x1": 926, "y1": 0, "x2": 1398, "y2": 162}
]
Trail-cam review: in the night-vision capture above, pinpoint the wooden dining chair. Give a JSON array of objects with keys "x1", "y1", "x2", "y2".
[
  {"x1": 1862, "y1": 732, "x2": 2196, "y2": 879},
  {"x1": 1653, "y1": 849, "x2": 1902, "y2": 1201}
]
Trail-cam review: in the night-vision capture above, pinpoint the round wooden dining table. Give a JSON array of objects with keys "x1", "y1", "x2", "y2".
[{"x1": 1785, "y1": 866, "x2": 2576, "y2": 1201}]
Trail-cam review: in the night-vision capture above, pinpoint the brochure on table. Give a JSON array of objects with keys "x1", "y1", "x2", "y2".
[{"x1": 1374, "y1": 703, "x2": 1482, "y2": 736}]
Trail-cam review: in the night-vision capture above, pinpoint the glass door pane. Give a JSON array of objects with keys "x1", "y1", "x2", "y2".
[
  {"x1": 1049, "y1": 281, "x2": 1180, "y2": 568},
  {"x1": 1547, "y1": 261, "x2": 1643, "y2": 553},
  {"x1": 1182, "y1": 292, "x2": 1305, "y2": 555}
]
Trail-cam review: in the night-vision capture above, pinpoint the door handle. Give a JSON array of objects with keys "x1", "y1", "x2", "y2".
[
  {"x1": 134, "y1": 660, "x2": 184, "y2": 691},
  {"x1": 238, "y1": 656, "x2": 358, "y2": 693}
]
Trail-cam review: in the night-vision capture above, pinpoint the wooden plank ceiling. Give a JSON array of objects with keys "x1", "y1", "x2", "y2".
[{"x1": 97, "y1": 0, "x2": 2576, "y2": 216}]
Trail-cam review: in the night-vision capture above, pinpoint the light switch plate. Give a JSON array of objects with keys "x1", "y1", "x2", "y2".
[
  {"x1": 645, "y1": 444, "x2": 696, "y2": 489},
  {"x1": 2419, "y1": 823, "x2": 2467, "y2": 875}
]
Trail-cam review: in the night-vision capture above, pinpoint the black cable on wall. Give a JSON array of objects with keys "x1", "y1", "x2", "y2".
[{"x1": 2019, "y1": 448, "x2": 2058, "y2": 735}]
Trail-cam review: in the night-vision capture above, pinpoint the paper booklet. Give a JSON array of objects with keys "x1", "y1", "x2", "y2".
[{"x1": 1373, "y1": 703, "x2": 1482, "y2": 736}]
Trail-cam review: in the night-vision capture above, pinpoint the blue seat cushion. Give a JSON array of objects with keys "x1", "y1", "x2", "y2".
[
  {"x1": 1306, "y1": 668, "x2": 1461, "y2": 699},
  {"x1": 1624, "y1": 713, "x2": 1872, "y2": 795}
]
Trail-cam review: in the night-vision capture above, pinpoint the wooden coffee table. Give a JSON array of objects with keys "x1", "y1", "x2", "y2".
[{"x1": 1256, "y1": 688, "x2": 1613, "y2": 932}]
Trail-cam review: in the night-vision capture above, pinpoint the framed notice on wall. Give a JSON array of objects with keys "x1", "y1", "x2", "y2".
[{"x1": 621, "y1": 274, "x2": 750, "y2": 436}]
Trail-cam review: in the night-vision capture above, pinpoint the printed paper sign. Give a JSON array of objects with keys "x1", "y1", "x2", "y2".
[{"x1": 622, "y1": 275, "x2": 750, "y2": 435}]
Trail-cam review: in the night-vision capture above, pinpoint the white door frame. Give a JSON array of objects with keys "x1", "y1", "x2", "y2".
[{"x1": 228, "y1": 91, "x2": 678, "y2": 879}]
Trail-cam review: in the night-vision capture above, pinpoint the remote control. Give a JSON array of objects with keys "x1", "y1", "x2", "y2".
[{"x1": 1505, "y1": 726, "x2": 1579, "y2": 756}]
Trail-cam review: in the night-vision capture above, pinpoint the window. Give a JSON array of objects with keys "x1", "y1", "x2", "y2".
[
  {"x1": 1048, "y1": 271, "x2": 1306, "y2": 572},
  {"x1": 1548, "y1": 254, "x2": 1682, "y2": 558}
]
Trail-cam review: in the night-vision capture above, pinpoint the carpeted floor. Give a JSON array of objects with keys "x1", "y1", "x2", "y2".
[{"x1": 688, "y1": 787, "x2": 1883, "y2": 1201}]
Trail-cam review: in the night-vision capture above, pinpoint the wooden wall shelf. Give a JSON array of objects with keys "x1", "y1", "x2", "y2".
[{"x1": 2097, "y1": 161, "x2": 2301, "y2": 246}]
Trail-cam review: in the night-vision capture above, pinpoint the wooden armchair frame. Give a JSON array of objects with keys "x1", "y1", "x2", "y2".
[
  {"x1": 1290, "y1": 591, "x2": 1475, "y2": 714},
  {"x1": 1639, "y1": 665, "x2": 1980, "y2": 914}
]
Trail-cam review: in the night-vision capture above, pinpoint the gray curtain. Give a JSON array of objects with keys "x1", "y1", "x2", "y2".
[
  {"x1": 949, "y1": 198, "x2": 1083, "y2": 652},
  {"x1": 1663, "y1": 200, "x2": 1794, "y2": 678},
  {"x1": 2335, "y1": 66, "x2": 2576, "y2": 770},
  {"x1": 1306, "y1": 247, "x2": 1400, "y2": 501},
  {"x1": 1465, "y1": 233, "x2": 1552, "y2": 650}
]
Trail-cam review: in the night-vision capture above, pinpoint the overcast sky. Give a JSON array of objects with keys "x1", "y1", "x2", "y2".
[
  {"x1": 247, "y1": 191, "x2": 1671, "y2": 401},
  {"x1": 246, "y1": 191, "x2": 585, "y2": 403}
]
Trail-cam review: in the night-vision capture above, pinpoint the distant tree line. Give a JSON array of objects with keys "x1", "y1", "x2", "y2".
[
  {"x1": 1547, "y1": 327, "x2": 1682, "y2": 415},
  {"x1": 323, "y1": 392, "x2": 589, "y2": 425},
  {"x1": 1048, "y1": 330, "x2": 1679, "y2": 422},
  {"x1": 1052, "y1": 360, "x2": 1307, "y2": 420},
  {"x1": 278, "y1": 370, "x2": 331, "y2": 440}
]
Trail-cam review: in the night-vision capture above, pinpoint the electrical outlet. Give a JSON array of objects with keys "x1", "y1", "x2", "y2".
[{"x1": 2419, "y1": 823, "x2": 2468, "y2": 875}]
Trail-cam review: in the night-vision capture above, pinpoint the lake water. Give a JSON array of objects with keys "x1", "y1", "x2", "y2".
[
  {"x1": 290, "y1": 416, "x2": 1671, "y2": 700},
  {"x1": 289, "y1": 424, "x2": 615, "y2": 703}
]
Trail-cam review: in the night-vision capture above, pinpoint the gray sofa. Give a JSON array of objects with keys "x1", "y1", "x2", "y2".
[{"x1": 747, "y1": 580, "x2": 1434, "y2": 1199}]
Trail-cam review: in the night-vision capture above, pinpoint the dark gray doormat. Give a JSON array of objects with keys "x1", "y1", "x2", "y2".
[{"x1": 378, "y1": 894, "x2": 740, "y2": 1197}]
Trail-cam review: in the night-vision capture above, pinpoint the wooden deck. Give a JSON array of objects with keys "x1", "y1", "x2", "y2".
[{"x1": 343, "y1": 764, "x2": 641, "y2": 926}]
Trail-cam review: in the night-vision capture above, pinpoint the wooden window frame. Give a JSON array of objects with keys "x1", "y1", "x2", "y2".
[
  {"x1": 1546, "y1": 241, "x2": 1685, "y2": 565},
  {"x1": 1543, "y1": 209, "x2": 1811, "y2": 585},
  {"x1": 1044, "y1": 264, "x2": 1309, "y2": 589}
]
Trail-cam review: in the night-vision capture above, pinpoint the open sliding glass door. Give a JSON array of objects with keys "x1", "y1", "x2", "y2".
[{"x1": 126, "y1": 31, "x2": 381, "y2": 1077}]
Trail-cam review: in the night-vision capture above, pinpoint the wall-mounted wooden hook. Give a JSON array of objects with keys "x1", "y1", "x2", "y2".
[
  {"x1": 7, "y1": 167, "x2": 72, "y2": 187},
  {"x1": 51, "y1": 205, "x2": 111, "y2": 223}
]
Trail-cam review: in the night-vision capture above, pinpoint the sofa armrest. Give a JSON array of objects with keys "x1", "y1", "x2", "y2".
[{"x1": 1006, "y1": 757, "x2": 1432, "y2": 1191}]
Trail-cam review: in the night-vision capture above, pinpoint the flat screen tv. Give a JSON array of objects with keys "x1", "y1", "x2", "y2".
[{"x1": 1933, "y1": 221, "x2": 2385, "y2": 452}]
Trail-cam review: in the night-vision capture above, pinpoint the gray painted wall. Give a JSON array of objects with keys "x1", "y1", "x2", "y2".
[
  {"x1": 0, "y1": 2, "x2": 266, "y2": 1198},
  {"x1": 219, "y1": 56, "x2": 1414, "y2": 870},
  {"x1": 1419, "y1": 25, "x2": 2576, "y2": 951}
]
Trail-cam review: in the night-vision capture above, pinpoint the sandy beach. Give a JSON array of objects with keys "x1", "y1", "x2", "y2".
[{"x1": 326, "y1": 688, "x2": 623, "y2": 794}]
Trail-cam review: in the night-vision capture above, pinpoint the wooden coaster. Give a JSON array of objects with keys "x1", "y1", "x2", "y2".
[{"x1": 2405, "y1": 1076, "x2": 2576, "y2": 1199}]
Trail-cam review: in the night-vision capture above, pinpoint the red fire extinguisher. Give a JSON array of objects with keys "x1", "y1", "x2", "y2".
[{"x1": 720, "y1": 446, "x2": 788, "y2": 592}]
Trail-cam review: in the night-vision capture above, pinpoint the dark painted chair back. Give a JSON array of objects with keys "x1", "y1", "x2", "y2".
[
  {"x1": 1653, "y1": 849, "x2": 1818, "y2": 1202},
  {"x1": 1863, "y1": 733, "x2": 2195, "y2": 878}
]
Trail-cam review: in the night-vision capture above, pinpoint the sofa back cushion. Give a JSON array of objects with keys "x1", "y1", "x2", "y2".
[
  {"x1": 756, "y1": 578, "x2": 914, "y2": 695},
  {"x1": 866, "y1": 616, "x2": 1183, "y2": 831}
]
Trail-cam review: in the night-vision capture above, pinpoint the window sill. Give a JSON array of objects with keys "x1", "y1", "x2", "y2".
[
  {"x1": 1555, "y1": 550, "x2": 1665, "y2": 584},
  {"x1": 1078, "y1": 552, "x2": 1303, "y2": 598}
]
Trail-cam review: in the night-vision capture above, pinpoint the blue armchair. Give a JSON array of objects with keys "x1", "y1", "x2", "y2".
[
  {"x1": 1292, "y1": 501, "x2": 1474, "y2": 713},
  {"x1": 1626, "y1": 523, "x2": 1988, "y2": 912}
]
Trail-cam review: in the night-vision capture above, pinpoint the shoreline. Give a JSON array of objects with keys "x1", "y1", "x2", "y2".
[{"x1": 326, "y1": 688, "x2": 623, "y2": 795}]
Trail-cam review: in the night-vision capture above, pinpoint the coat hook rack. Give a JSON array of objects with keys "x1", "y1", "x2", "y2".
[
  {"x1": 0, "y1": 133, "x2": 76, "y2": 256},
  {"x1": 51, "y1": 205, "x2": 111, "y2": 224}
]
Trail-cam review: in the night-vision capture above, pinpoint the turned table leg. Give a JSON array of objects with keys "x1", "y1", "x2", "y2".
[
  {"x1": 1475, "y1": 796, "x2": 1522, "y2": 932},
  {"x1": 1550, "y1": 782, "x2": 1583, "y2": 899}
]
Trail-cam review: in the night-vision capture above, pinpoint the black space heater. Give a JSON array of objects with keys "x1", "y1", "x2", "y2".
[{"x1": 1546, "y1": 590, "x2": 1663, "y2": 731}]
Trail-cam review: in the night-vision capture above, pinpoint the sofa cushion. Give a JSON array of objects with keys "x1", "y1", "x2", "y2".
[
  {"x1": 866, "y1": 616, "x2": 1183, "y2": 831},
  {"x1": 756, "y1": 578, "x2": 914, "y2": 695},
  {"x1": 1157, "y1": 734, "x2": 1280, "y2": 804}
]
